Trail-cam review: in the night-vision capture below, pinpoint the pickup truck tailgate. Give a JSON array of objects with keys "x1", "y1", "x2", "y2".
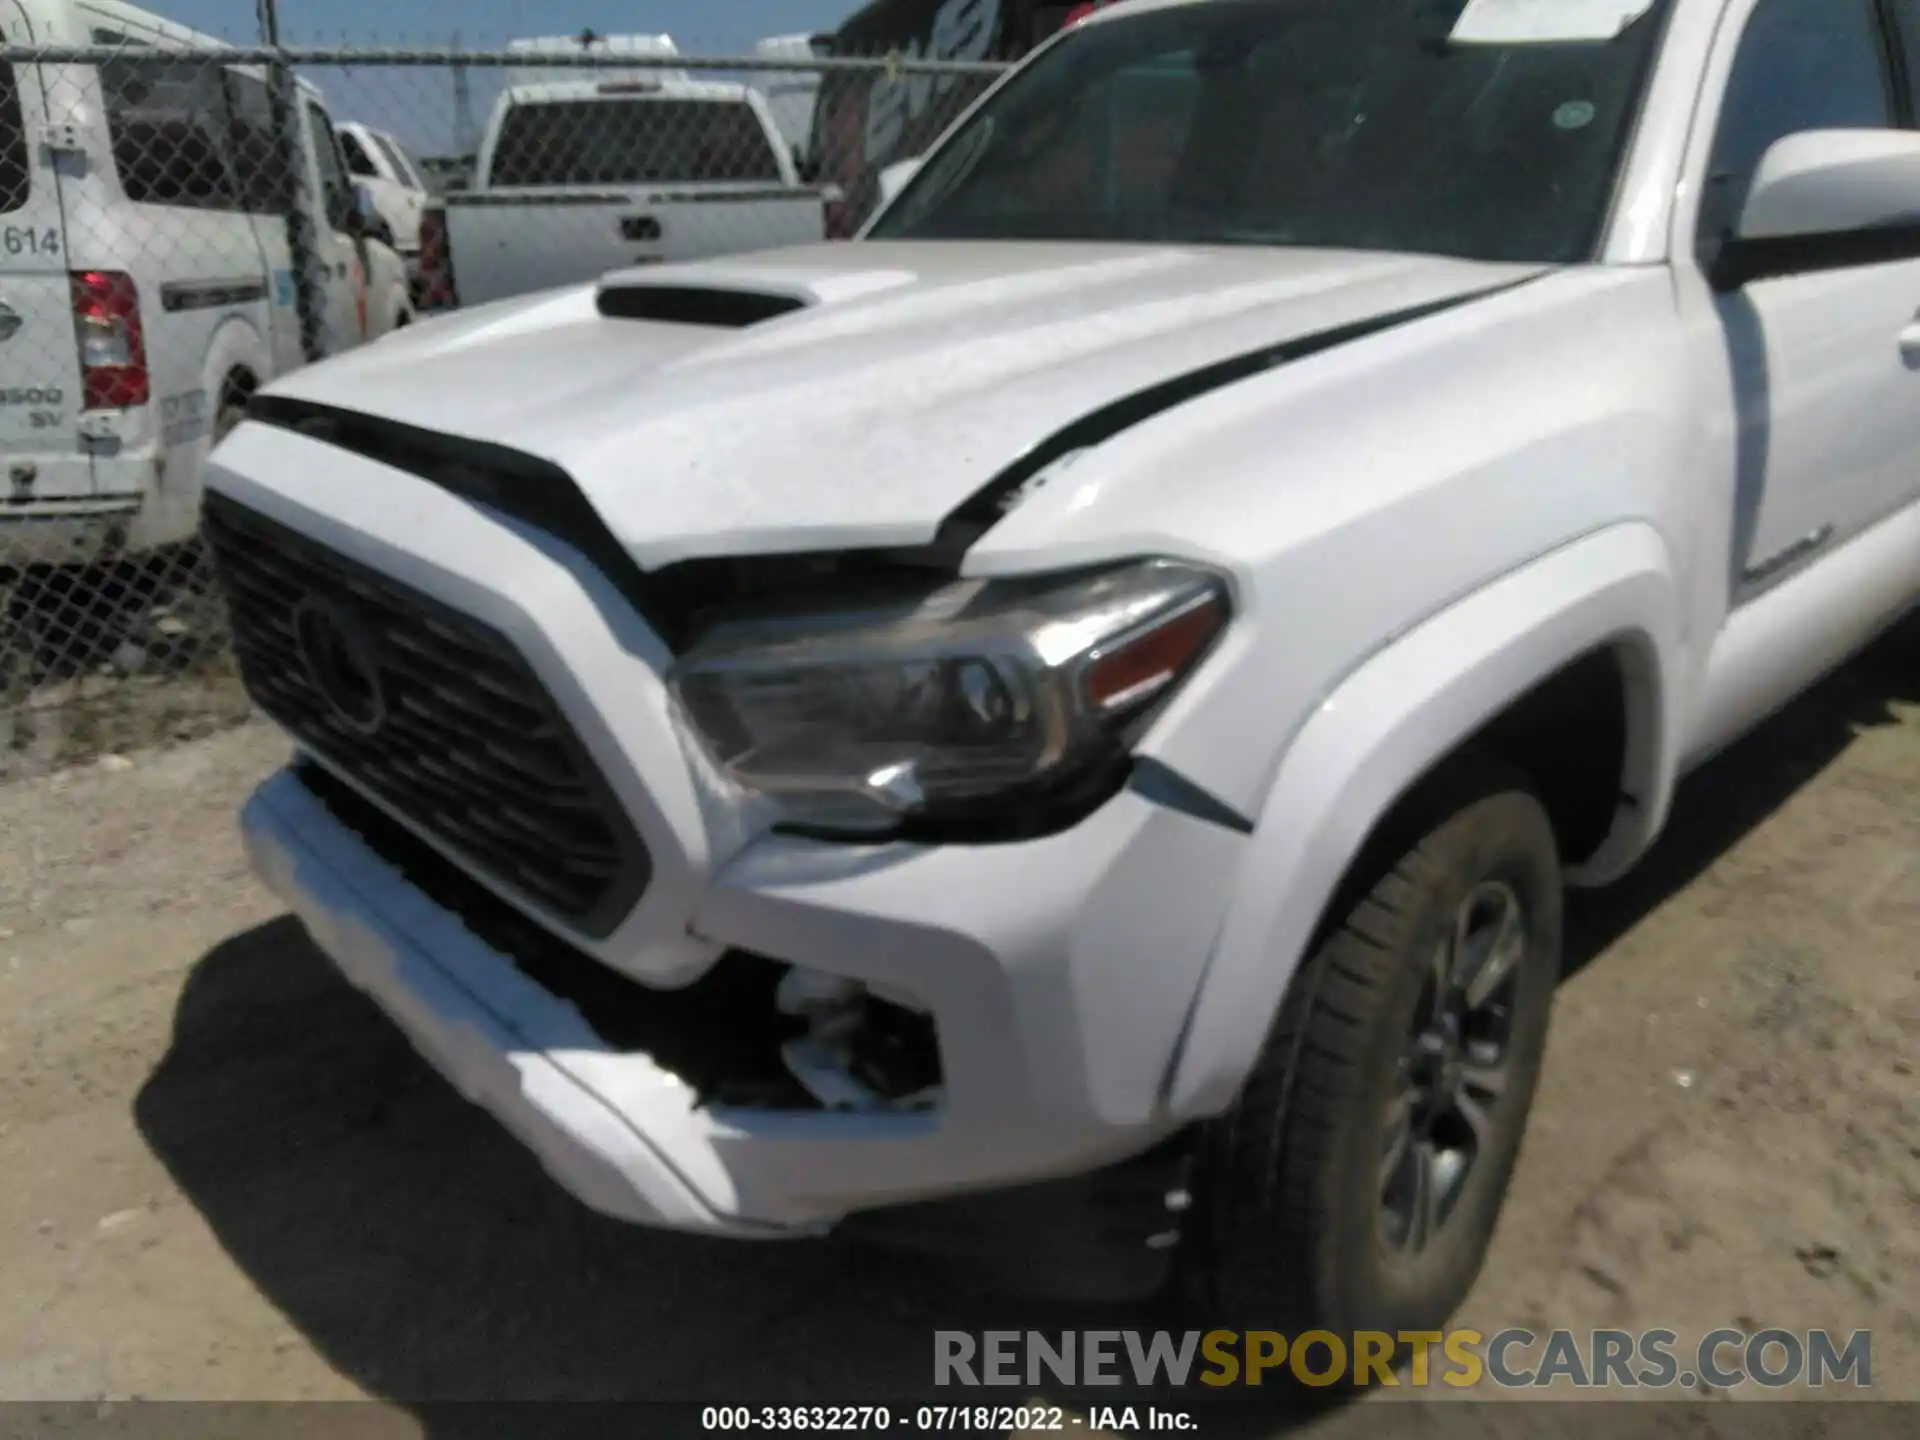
[{"x1": 443, "y1": 187, "x2": 826, "y2": 309}]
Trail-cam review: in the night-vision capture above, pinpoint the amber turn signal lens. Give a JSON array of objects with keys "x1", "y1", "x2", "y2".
[{"x1": 1084, "y1": 595, "x2": 1226, "y2": 715}]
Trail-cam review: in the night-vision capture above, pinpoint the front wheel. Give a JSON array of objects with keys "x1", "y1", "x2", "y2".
[{"x1": 1188, "y1": 759, "x2": 1562, "y2": 1341}]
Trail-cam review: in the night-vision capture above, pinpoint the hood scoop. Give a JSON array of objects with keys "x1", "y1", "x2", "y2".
[{"x1": 594, "y1": 282, "x2": 811, "y2": 328}]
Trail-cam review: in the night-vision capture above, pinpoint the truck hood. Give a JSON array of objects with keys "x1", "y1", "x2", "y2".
[{"x1": 266, "y1": 241, "x2": 1545, "y2": 569}]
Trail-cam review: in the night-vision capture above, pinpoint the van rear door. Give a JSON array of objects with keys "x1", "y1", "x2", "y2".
[{"x1": 0, "y1": 5, "x2": 93, "y2": 502}]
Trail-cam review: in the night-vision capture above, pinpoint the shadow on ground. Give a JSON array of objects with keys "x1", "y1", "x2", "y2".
[{"x1": 132, "y1": 616, "x2": 1919, "y2": 1440}]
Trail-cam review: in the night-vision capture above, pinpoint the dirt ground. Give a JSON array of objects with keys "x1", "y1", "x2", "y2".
[{"x1": 0, "y1": 616, "x2": 1916, "y2": 1436}]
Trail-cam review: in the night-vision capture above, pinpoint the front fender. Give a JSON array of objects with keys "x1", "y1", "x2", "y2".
[{"x1": 1162, "y1": 522, "x2": 1684, "y2": 1120}]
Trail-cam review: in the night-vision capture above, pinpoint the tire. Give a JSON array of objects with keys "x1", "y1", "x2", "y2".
[{"x1": 1188, "y1": 757, "x2": 1562, "y2": 1342}]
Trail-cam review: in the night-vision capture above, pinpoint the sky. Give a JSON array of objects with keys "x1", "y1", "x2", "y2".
[
  {"x1": 145, "y1": 1, "x2": 865, "y2": 154},
  {"x1": 156, "y1": 0, "x2": 853, "y2": 50}
]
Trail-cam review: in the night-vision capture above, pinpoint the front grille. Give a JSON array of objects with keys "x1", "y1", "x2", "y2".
[{"x1": 205, "y1": 492, "x2": 651, "y2": 937}]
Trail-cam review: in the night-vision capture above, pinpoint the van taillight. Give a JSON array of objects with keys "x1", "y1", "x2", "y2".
[
  {"x1": 418, "y1": 205, "x2": 458, "y2": 310},
  {"x1": 70, "y1": 270, "x2": 149, "y2": 409}
]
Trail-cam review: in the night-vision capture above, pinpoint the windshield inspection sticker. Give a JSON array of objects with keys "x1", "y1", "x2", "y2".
[
  {"x1": 1450, "y1": 0, "x2": 1657, "y2": 44},
  {"x1": 1554, "y1": 99, "x2": 1597, "y2": 129}
]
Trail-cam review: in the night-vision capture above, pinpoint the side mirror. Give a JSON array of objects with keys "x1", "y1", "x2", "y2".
[
  {"x1": 876, "y1": 155, "x2": 923, "y2": 207},
  {"x1": 1712, "y1": 129, "x2": 1920, "y2": 290},
  {"x1": 346, "y1": 180, "x2": 391, "y2": 245},
  {"x1": 337, "y1": 181, "x2": 393, "y2": 249},
  {"x1": 794, "y1": 149, "x2": 823, "y2": 185}
]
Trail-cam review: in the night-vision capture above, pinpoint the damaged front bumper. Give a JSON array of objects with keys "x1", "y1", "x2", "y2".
[
  {"x1": 242, "y1": 747, "x2": 1246, "y2": 1239},
  {"x1": 212, "y1": 418, "x2": 1251, "y2": 1246}
]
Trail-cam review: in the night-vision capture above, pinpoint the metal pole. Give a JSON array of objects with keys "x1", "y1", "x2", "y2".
[
  {"x1": 257, "y1": 0, "x2": 327, "y2": 362},
  {"x1": 451, "y1": 30, "x2": 476, "y2": 157}
]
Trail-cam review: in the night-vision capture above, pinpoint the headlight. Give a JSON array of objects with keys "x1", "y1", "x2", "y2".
[{"x1": 668, "y1": 558, "x2": 1230, "y2": 838}]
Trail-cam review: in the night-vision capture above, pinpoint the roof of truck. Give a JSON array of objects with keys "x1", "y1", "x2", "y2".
[{"x1": 497, "y1": 76, "x2": 753, "y2": 107}]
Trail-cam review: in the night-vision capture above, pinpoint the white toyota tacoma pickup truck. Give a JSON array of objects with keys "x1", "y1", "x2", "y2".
[{"x1": 204, "y1": 0, "x2": 1920, "y2": 1333}]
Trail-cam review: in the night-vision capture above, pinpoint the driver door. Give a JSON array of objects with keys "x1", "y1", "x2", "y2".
[
  {"x1": 1696, "y1": 0, "x2": 1920, "y2": 603},
  {"x1": 299, "y1": 98, "x2": 366, "y2": 354}
]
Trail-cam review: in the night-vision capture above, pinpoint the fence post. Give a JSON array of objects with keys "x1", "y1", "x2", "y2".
[{"x1": 256, "y1": 0, "x2": 328, "y2": 362}]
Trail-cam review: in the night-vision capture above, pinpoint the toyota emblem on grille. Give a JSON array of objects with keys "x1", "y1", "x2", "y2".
[{"x1": 292, "y1": 595, "x2": 387, "y2": 735}]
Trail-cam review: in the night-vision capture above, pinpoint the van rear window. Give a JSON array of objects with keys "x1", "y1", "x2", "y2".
[
  {"x1": 488, "y1": 98, "x2": 784, "y2": 187},
  {"x1": 0, "y1": 64, "x2": 30, "y2": 214}
]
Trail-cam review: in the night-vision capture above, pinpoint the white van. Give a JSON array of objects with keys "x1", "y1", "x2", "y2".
[
  {"x1": 336, "y1": 120, "x2": 428, "y2": 262},
  {"x1": 0, "y1": 0, "x2": 412, "y2": 574}
]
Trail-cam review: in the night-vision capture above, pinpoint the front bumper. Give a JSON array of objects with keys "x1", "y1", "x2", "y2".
[
  {"x1": 244, "y1": 753, "x2": 1245, "y2": 1235},
  {"x1": 212, "y1": 417, "x2": 1251, "y2": 1234}
]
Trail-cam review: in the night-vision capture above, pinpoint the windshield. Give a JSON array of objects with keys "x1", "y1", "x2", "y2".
[
  {"x1": 371, "y1": 130, "x2": 424, "y2": 190},
  {"x1": 488, "y1": 97, "x2": 784, "y2": 188},
  {"x1": 868, "y1": 0, "x2": 1673, "y2": 263}
]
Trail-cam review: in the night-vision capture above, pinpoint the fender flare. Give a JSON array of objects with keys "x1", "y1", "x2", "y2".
[
  {"x1": 1161, "y1": 522, "x2": 1686, "y2": 1120},
  {"x1": 202, "y1": 314, "x2": 273, "y2": 419}
]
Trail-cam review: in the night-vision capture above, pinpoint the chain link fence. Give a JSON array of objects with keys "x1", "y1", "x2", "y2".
[{"x1": 0, "y1": 39, "x2": 1009, "y2": 780}]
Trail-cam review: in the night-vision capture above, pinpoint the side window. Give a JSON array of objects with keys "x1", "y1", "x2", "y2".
[
  {"x1": 338, "y1": 129, "x2": 379, "y2": 178},
  {"x1": 371, "y1": 132, "x2": 422, "y2": 190},
  {"x1": 1699, "y1": 0, "x2": 1895, "y2": 243},
  {"x1": 100, "y1": 55, "x2": 239, "y2": 210},
  {"x1": 224, "y1": 70, "x2": 291, "y2": 213},
  {"x1": 0, "y1": 63, "x2": 30, "y2": 214},
  {"x1": 305, "y1": 102, "x2": 354, "y2": 228}
]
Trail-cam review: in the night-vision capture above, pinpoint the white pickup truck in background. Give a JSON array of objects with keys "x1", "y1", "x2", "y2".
[
  {"x1": 418, "y1": 73, "x2": 828, "y2": 311},
  {"x1": 337, "y1": 120, "x2": 431, "y2": 266}
]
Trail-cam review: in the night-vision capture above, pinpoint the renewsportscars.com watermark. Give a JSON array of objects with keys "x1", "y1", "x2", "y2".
[{"x1": 934, "y1": 1328, "x2": 1873, "y2": 1391}]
